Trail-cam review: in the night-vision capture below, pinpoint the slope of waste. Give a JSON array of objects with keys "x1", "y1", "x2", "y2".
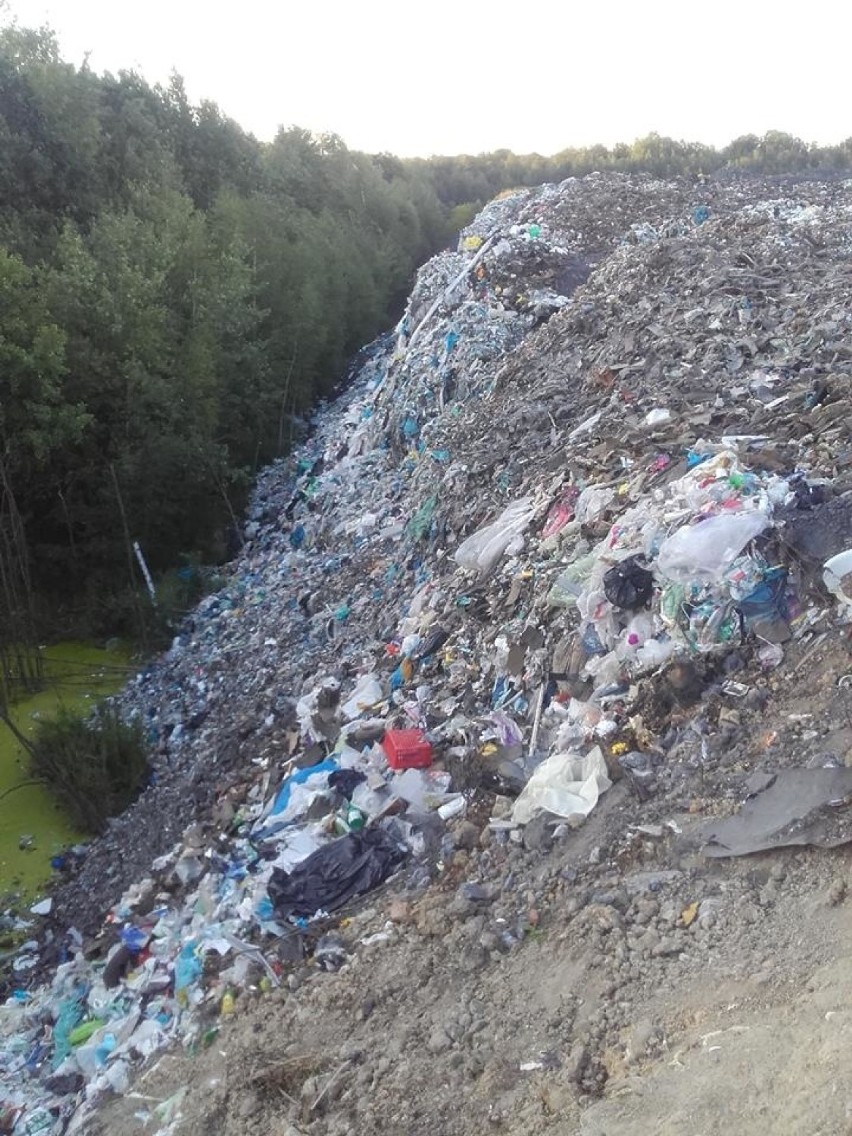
[{"x1": 5, "y1": 172, "x2": 852, "y2": 1135}]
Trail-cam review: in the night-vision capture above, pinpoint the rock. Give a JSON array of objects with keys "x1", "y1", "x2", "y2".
[
  {"x1": 428, "y1": 1026, "x2": 452, "y2": 1055},
  {"x1": 388, "y1": 899, "x2": 412, "y2": 923},
  {"x1": 651, "y1": 936, "x2": 680, "y2": 957},
  {"x1": 590, "y1": 888, "x2": 629, "y2": 911},
  {"x1": 338, "y1": 1041, "x2": 363, "y2": 1063},
  {"x1": 826, "y1": 877, "x2": 847, "y2": 906},
  {"x1": 238, "y1": 1091, "x2": 260, "y2": 1120},
  {"x1": 627, "y1": 1018, "x2": 659, "y2": 1063},
  {"x1": 454, "y1": 821, "x2": 480, "y2": 851},
  {"x1": 522, "y1": 812, "x2": 554, "y2": 852},
  {"x1": 459, "y1": 882, "x2": 500, "y2": 903},
  {"x1": 563, "y1": 1041, "x2": 588, "y2": 1084},
  {"x1": 415, "y1": 898, "x2": 446, "y2": 937},
  {"x1": 448, "y1": 895, "x2": 475, "y2": 919},
  {"x1": 631, "y1": 926, "x2": 663, "y2": 954},
  {"x1": 479, "y1": 930, "x2": 500, "y2": 952}
]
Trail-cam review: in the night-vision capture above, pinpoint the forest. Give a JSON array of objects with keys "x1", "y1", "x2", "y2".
[{"x1": 2, "y1": 17, "x2": 851, "y2": 644}]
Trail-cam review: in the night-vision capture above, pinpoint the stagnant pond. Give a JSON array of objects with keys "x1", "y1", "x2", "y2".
[{"x1": 0, "y1": 643, "x2": 135, "y2": 906}]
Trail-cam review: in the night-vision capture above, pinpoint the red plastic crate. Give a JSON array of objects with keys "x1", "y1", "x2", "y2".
[{"x1": 382, "y1": 729, "x2": 433, "y2": 770}]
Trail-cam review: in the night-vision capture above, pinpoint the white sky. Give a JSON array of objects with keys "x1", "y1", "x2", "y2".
[{"x1": 5, "y1": 0, "x2": 851, "y2": 157}]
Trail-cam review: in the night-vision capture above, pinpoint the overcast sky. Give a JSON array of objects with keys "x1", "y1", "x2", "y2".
[{"x1": 5, "y1": 0, "x2": 851, "y2": 157}]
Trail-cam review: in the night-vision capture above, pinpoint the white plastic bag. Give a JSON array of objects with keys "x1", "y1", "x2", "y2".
[
  {"x1": 454, "y1": 497, "x2": 536, "y2": 575},
  {"x1": 634, "y1": 637, "x2": 675, "y2": 669},
  {"x1": 341, "y1": 673, "x2": 384, "y2": 720},
  {"x1": 656, "y1": 511, "x2": 769, "y2": 584},
  {"x1": 824, "y1": 549, "x2": 852, "y2": 606},
  {"x1": 511, "y1": 746, "x2": 611, "y2": 825}
]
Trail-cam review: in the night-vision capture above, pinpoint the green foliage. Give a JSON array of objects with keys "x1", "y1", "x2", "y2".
[
  {"x1": 409, "y1": 130, "x2": 851, "y2": 211},
  {"x1": 0, "y1": 248, "x2": 88, "y2": 464},
  {"x1": 0, "y1": 18, "x2": 468, "y2": 634},
  {"x1": 447, "y1": 202, "x2": 480, "y2": 232},
  {"x1": 27, "y1": 703, "x2": 149, "y2": 834}
]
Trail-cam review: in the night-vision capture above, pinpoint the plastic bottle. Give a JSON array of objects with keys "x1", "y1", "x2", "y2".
[
  {"x1": 174, "y1": 942, "x2": 201, "y2": 1006},
  {"x1": 615, "y1": 612, "x2": 654, "y2": 659},
  {"x1": 634, "y1": 638, "x2": 674, "y2": 669}
]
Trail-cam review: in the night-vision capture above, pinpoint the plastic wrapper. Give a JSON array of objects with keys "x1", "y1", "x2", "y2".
[
  {"x1": 341, "y1": 674, "x2": 384, "y2": 720},
  {"x1": 547, "y1": 552, "x2": 597, "y2": 608},
  {"x1": 574, "y1": 485, "x2": 614, "y2": 524}
]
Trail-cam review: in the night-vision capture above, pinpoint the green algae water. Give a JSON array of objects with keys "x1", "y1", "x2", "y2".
[{"x1": 0, "y1": 642, "x2": 135, "y2": 906}]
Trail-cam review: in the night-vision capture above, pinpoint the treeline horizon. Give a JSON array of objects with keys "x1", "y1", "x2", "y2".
[{"x1": 1, "y1": 15, "x2": 849, "y2": 644}]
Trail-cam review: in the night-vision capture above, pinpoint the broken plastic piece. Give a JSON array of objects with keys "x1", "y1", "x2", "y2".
[{"x1": 823, "y1": 550, "x2": 852, "y2": 606}]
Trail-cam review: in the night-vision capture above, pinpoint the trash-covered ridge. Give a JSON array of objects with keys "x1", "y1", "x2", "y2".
[{"x1": 5, "y1": 172, "x2": 852, "y2": 1134}]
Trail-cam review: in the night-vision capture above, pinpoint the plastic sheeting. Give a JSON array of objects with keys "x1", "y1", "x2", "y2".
[
  {"x1": 252, "y1": 760, "x2": 338, "y2": 840},
  {"x1": 511, "y1": 746, "x2": 612, "y2": 825},
  {"x1": 657, "y1": 511, "x2": 769, "y2": 584},
  {"x1": 700, "y1": 767, "x2": 852, "y2": 856}
]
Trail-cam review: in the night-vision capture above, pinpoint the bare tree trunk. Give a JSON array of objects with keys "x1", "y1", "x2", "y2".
[
  {"x1": 277, "y1": 342, "x2": 298, "y2": 456},
  {"x1": 109, "y1": 462, "x2": 148, "y2": 647}
]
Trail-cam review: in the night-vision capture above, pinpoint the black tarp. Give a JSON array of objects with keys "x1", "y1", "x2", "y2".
[{"x1": 268, "y1": 828, "x2": 408, "y2": 918}]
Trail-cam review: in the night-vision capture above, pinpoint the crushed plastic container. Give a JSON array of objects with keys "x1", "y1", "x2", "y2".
[{"x1": 382, "y1": 729, "x2": 433, "y2": 770}]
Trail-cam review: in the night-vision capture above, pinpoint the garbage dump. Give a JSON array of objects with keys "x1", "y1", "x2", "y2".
[{"x1": 5, "y1": 172, "x2": 852, "y2": 1133}]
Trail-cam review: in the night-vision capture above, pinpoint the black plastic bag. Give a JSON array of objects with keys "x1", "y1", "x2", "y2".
[
  {"x1": 327, "y1": 769, "x2": 366, "y2": 799},
  {"x1": 268, "y1": 828, "x2": 407, "y2": 919},
  {"x1": 603, "y1": 556, "x2": 653, "y2": 610}
]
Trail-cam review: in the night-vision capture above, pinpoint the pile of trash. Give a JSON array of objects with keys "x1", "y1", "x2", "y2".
[{"x1": 4, "y1": 172, "x2": 852, "y2": 1134}]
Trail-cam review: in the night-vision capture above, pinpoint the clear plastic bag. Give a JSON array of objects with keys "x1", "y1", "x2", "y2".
[
  {"x1": 455, "y1": 498, "x2": 536, "y2": 575},
  {"x1": 657, "y1": 511, "x2": 769, "y2": 583}
]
